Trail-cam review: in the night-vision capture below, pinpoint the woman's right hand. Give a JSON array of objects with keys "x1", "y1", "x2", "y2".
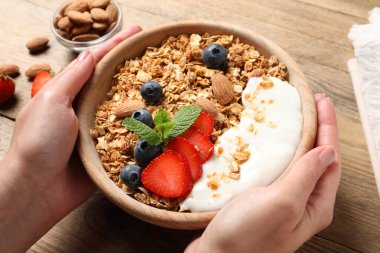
[{"x1": 186, "y1": 94, "x2": 341, "y2": 253}]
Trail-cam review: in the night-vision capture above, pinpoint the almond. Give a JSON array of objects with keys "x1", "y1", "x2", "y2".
[
  {"x1": 25, "y1": 64, "x2": 51, "y2": 79},
  {"x1": 92, "y1": 22, "x2": 108, "y2": 30},
  {"x1": 105, "y1": 3, "x2": 118, "y2": 23},
  {"x1": 72, "y1": 33, "x2": 100, "y2": 42},
  {"x1": 105, "y1": 21, "x2": 116, "y2": 34},
  {"x1": 89, "y1": 0, "x2": 110, "y2": 9},
  {"x1": 57, "y1": 29, "x2": 71, "y2": 39},
  {"x1": 251, "y1": 68, "x2": 266, "y2": 77},
  {"x1": 26, "y1": 37, "x2": 49, "y2": 53},
  {"x1": 211, "y1": 73, "x2": 234, "y2": 105},
  {"x1": 195, "y1": 97, "x2": 218, "y2": 118},
  {"x1": 64, "y1": 0, "x2": 89, "y2": 15},
  {"x1": 90, "y1": 8, "x2": 108, "y2": 22},
  {"x1": 72, "y1": 24, "x2": 92, "y2": 36},
  {"x1": 67, "y1": 10, "x2": 93, "y2": 24},
  {"x1": 57, "y1": 16, "x2": 73, "y2": 31},
  {"x1": 113, "y1": 100, "x2": 145, "y2": 118},
  {"x1": 0, "y1": 64, "x2": 20, "y2": 77}
]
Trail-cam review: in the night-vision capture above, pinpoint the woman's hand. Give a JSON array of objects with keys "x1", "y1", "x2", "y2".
[
  {"x1": 0, "y1": 26, "x2": 141, "y2": 253},
  {"x1": 186, "y1": 94, "x2": 341, "y2": 253}
]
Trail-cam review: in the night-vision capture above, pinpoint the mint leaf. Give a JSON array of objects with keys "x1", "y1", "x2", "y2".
[
  {"x1": 122, "y1": 117, "x2": 162, "y2": 145},
  {"x1": 154, "y1": 108, "x2": 170, "y2": 126},
  {"x1": 168, "y1": 106, "x2": 201, "y2": 138},
  {"x1": 156, "y1": 122, "x2": 175, "y2": 139}
]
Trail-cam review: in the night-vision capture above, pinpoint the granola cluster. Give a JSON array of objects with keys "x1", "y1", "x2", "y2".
[{"x1": 90, "y1": 33, "x2": 288, "y2": 211}]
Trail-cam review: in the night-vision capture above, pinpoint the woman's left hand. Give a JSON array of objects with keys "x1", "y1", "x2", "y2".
[{"x1": 0, "y1": 26, "x2": 141, "y2": 253}]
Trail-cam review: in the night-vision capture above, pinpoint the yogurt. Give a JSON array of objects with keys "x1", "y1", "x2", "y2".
[{"x1": 180, "y1": 76, "x2": 303, "y2": 212}]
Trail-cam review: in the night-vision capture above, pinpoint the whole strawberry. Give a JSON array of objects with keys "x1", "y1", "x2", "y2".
[{"x1": 0, "y1": 75, "x2": 15, "y2": 103}]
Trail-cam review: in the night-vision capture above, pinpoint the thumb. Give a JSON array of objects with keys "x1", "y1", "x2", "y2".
[{"x1": 278, "y1": 145, "x2": 336, "y2": 203}]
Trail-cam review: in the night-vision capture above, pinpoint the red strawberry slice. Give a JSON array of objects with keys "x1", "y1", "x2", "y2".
[
  {"x1": 166, "y1": 137, "x2": 202, "y2": 182},
  {"x1": 141, "y1": 150, "x2": 193, "y2": 198},
  {"x1": 192, "y1": 111, "x2": 214, "y2": 137},
  {"x1": 180, "y1": 127, "x2": 214, "y2": 163}
]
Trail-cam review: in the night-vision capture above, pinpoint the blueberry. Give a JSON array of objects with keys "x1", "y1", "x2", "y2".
[
  {"x1": 120, "y1": 164, "x2": 142, "y2": 188},
  {"x1": 131, "y1": 109, "x2": 153, "y2": 127},
  {"x1": 202, "y1": 43, "x2": 228, "y2": 70},
  {"x1": 140, "y1": 81, "x2": 163, "y2": 104},
  {"x1": 134, "y1": 140, "x2": 163, "y2": 168}
]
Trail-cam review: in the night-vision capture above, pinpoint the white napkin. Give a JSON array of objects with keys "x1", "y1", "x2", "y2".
[{"x1": 348, "y1": 7, "x2": 380, "y2": 196}]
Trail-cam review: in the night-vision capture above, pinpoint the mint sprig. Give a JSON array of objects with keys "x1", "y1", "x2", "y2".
[
  {"x1": 154, "y1": 108, "x2": 170, "y2": 125},
  {"x1": 122, "y1": 106, "x2": 201, "y2": 145},
  {"x1": 122, "y1": 117, "x2": 162, "y2": 145}
]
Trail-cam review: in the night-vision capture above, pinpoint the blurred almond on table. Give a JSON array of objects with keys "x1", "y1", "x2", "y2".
[
  {"x1": 0, "y1": 64, "x2": 20, "y2": 77},
  {"x1": 25, "y1": 64, "x2": 51, "y2": 79},
  {"x1": 26, "y1": 37, "x2": 49, "y2": 53}
]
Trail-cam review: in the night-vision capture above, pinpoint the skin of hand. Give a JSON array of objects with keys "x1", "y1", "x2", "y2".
[
  {"x1": 186, "y1": 94, "x2": 341, "y2": 253},
  {"x1": 0, "y1": 26, "x2": 141, "y2": 253}
]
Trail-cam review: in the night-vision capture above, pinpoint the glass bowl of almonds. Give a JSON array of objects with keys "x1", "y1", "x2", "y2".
[{"x1": 51, "y1": 0, "x2": 123, "y2": 53}]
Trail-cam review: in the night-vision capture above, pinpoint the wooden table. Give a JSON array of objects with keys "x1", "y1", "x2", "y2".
[{"x1": 1, "y1": 0, "x2": 380, "y2": 252}]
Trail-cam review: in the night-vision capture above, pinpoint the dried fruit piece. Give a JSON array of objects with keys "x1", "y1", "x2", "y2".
[
  {"x1": 195, "y1": 97, "x2": 218, "y2": 118},
  {"x1": 211, "y1": 73, "x2": 234, "y2": 105},
  {"x1": 67, "y1": 10, "x2": 93, "y2": 24},
  {"x1": 141, "y1": 150, "x2": 193, "y2": 198},
  {"x1": 26, "y1": 37, "x2": 49, "y2": 53},
  {"x1": 113, "y1": 100, "x2": 145, "y2": 118},
  {"x1": 31, "y1": 71, "x2": 51, "y2": 97},
  {"x1": 72, "y1": 33, "x2": 100, "y2": 42},
  {"x1": 0, "y1": 64, "x2": 20, "y2": 77},
  {"x1": 25, "y1": 63, "x2": 51, "y2": 79},
  {"x1": 90, "y1": 8, "x2": 109, "y2": 22}
]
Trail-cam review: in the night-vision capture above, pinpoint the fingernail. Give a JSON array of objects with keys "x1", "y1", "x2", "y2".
[
  {"x1": 319, "y1": 146, "x2": 335, "y2": 167},
  {"x1": 315, "y1": 93, "x2": 326, "y2": 102},
  {"x1": 78, "y1": 49, "x2": 91, "y2": 61}
]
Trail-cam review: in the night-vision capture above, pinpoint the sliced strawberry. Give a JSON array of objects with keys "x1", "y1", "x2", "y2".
[
  {"x1": 166, "y1": 137, "x2": 202, "y2": 182},
  {"x1": 31, "y1": 71, "x2": 51, "y2": 97},
  {"x1": 141, "y1": 150, "x2": 193, "y2": 198},
  {"x1": 180, "y1": 127, "x2": 214, "y2": 163},
  {"x1": 192, "y1": 111, "x2": 214, "y2": 137}
]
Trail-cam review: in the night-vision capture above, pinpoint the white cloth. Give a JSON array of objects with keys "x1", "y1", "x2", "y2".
[{"x1": 348, "y1": 7, "x2": 380, "y2": 196}]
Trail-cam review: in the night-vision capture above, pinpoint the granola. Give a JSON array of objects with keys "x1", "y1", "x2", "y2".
[{"x1": 91, "y1": 33, "x2": 288, "y2": 211}]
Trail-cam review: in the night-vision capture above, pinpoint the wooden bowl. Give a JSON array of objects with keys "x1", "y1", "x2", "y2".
[{"x1": 77, "y1": 20, "x2": 317, "y2": 230}]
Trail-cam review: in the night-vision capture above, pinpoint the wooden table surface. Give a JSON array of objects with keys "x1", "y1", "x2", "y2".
[{"x1": 1, "y1": 0, "x2": 380, "y2": 252}]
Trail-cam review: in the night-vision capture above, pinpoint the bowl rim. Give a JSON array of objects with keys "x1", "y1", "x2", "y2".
[{"x1": 77, "y1": 19, "x2": 317, "y2": 230}]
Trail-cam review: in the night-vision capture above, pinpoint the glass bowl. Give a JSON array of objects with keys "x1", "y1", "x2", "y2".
[{"x1": 51, "y1": 0, "x2": 123, "y2": 53}]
